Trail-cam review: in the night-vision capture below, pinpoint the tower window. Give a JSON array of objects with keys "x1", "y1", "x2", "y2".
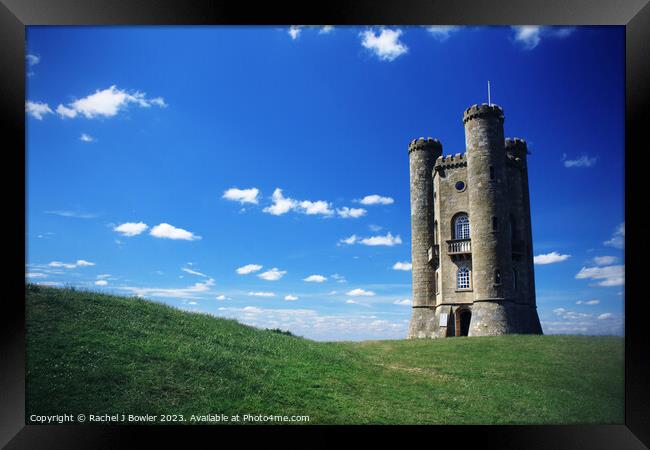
[
  {"x1": 455, "y1": 181, "x2": 466, "y2": 191},
  {"x1": 494, "y1": 270, "x2": 502, "y2": 285},
  {"x1": 454, "y1": 214, "x2": 470, "y2": 240},
  {"x1": 492, "y1": 216, "x2": 498, "y2": 231},
  {"x1": 489, "y1": 166, "x2": 495, "y2": 180},
  {"x1": 457, "y1": 267, "x2": 470, "y2": 290}
]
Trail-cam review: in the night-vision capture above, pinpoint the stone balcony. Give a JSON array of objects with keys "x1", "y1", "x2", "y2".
[{"x1": 447, "y1": 239, "x2": 471, "y2": 255}]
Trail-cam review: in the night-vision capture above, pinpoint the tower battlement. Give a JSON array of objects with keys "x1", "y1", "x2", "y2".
[
  {"x1": 462, "y1": 103, "x2": 505, "y2": 124},
  {"x1": 505, "y1": 137, "x2": 528, "y2": 159},
  {"x1": 407, "y1": 104, "x2": 542, "y2": 339},
  {"x1": 408, "y1": 137, "x2": 442, "y2": 154},
  {"x1": 435, "y1": 153, "x2": 468, "y2": 170}
]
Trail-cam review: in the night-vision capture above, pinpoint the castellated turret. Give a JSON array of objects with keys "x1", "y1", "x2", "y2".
[
  {"x1": 407, "y1": 137, "x2": 442, "y2": 338},
  {"x1": 407, "y1": 105, "x2": 542, "y2": 338}
]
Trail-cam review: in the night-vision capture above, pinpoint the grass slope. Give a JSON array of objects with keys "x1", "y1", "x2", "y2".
[{"x1": 26, "y1": 285, "x2": 624, "y2": 425}]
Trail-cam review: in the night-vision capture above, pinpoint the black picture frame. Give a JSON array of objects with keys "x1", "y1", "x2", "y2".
[{"x1": 2, "y1": 0, "x2": 648, "y2": 447}]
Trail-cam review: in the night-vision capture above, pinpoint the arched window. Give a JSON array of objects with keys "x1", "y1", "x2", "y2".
[
  {"x1": 494, "y1": 270, "x2": 502, "y2": 285},
  {"x1": 454, "y1": 214, "x2": 470, "y2": 240},
  {"x1": 434, "y1": 221, "x2": 438, "y2": 245},
  {"x1": 457, "y1": 267, "x2": 470, "y2": 289}
]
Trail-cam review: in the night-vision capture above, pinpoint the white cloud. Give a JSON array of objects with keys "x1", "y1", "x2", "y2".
[
  {"x1": 48, "y1": 259, "x2": 94, "y2": 269},
  {"x1": 95, "y1": 280, "x2": 108, "y2": 286},
  {"x1": 337, "y1": 207, "x2": 367, "y2": 218},
  {"x1": 604, "y1": 223, "x2": 625, "y2": 249},
  {"x1": 236, "y1": 264, "x2": 263, "y2": 275},
  {"x1": 216, "y1": 294, "x2": 228, "y2": 300},
  {"x1": 339, "y1": 235, "x2": 358, "y2": 245},
  {"x1": 593, "y1": 256, "x2": 617, "y2": 266},
  {"x1": 575, "y1": 265, "x2": 625, "y2": 287},
  {"x1": 347, "y1": 288, "x2": 375, "y2": 297},
  {"x1": 369, "y1": 224, "x2": 383, "y2": 232},
  {"x1": 331, "y1": 274, "x2": 346, "y2": 283},
  {"x1": 56, "y1": 104, "x2": 77, "y2": 118},
  {"x1": 120, "y1": 278, "x2": 215, "y2": 299},
  {"x1": 258, "y1": 268, "x2": 287, "y2": 281},
  {"x1": 182, "y1": 267, "x2": 209, "y2": 278},
  {"x1": 534, "y1": 251, "x2": 571, "y2": 265},
  {"x1": 359, "y1": 194, "x2": 394, "y2": 205},
  {"x1": 425, "y1": 26, "x2": 460, "y2": 41},
  {"x1": 512, "y1": 26, "x2": 576, "y2": 50},
  {"x1": 319, "y1": 26, "x2": 334, "y2": 34},
  {"x1": 512, "y1": 26, "x2": 542, "y2": 49},
  {"x1": 222, "y1": 187, "x2": 259, "y2": 204},
  {"x1": 80, "y1": 133, "x2": 94, "y2": 142},
  {"x1": 298, "y1": 200, "x2": 333, "y2": 216},
  {"x1": 552, "y1": 307, "x2": 591, "y2": 320},
  {"x1": 97, "y1": 274, "x2": 111, "y2": 279},
  {"x1": 48, "y1": 261, "x2": 76, "y2": 269},
  {"x1": 393, "y1": 261, "x2": 412, "y2": 271},
  {"x1": 26, "y1": 272, "x2": 48, "y2": 279},
  {"x1": 214, "y1": 307, "x2": 408, "y2": 341},
  {"x1": 248, "y1": 292, "x2": 276, "y2": 297},
  {"x1": 284, "y1": 295, "x2": 299, "y2": 301},
  {"x1": 304, "y1": 274, "x2": 327, "y2": 283},
  {"x1": 25, "y1": 101, "x2": 53, "y2": 120},
  {"x1": 150, "y1": 223, "x2": 201, "y2": 241},
  {"x1": 45, "y1": 210, "x2": 98, "y2": 219},
  {"x1": 262, "y1": 188, "x2": 335, "y2": 217},
  {"x1": 114, "y1": 222, "x2": 148, "y2": 237},
  {"x1": 26, "y1": 54, "x2": 40, "y2": 65},
  {"x1": 55, "y1": 85, "x2": 166, "y2": 119},
  {"x1": 263, "y1": 188, "x2": 297, "y2": 216},
  {"x1": 346, "y1": 299, "x2": 359, "y2": 304},
  {"x1": 563, "y1": 154, "x2": 597, "y2": 168},
  {"x1": 76, "y1": 259, "x2": 95, "y2": 266},
  {"x1": 576, "y1": 300, "x2": 600, "y2": 305},
  {"x1": 243, "y1": 306, "x2": 263, "y2": 313},
  {"x1": 360, "y1": 232, "x2": 402, "y2": 246},
  {"x1": 288, "y1": 26, "x2": 302, "y2": 40},
  {"x1": 360, "y1": 28, "x2": 408, "y2": 61},
  {"x1": 598, "y1": 313, "x2": 614, "y2": 320},
  {"x1": 393, "y1": 298, "x2": 412, "y2": 306}
]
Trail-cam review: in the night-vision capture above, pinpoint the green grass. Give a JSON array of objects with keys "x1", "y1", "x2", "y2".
[{"x1": 25, "y1": 285, "x2": 624, "y2": 425}]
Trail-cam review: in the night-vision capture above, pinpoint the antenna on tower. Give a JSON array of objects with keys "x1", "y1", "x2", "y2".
[{"x1": 487, "y1": 80, "x2": 491, "y2": 106}]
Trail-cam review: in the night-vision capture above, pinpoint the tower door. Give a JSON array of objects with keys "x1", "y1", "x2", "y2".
[{"x1": 457, "y1": 309, "x2": 471, "y2": 336}]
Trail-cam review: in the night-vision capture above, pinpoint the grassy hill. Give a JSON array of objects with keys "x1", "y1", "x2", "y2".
[{"x1": 25, "y1": 285, "x2": 624, "y2": 425}]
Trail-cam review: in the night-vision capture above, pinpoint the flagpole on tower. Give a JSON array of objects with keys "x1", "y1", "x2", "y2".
[{"x1": 488, "y1": 80, "x2": 491, "y2": 106}]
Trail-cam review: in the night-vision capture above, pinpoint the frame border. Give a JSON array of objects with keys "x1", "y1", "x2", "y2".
[{"x1": 2, "y1": 0, "x2": 648, "y2": 447}]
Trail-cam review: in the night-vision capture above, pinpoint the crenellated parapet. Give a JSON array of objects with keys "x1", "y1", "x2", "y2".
[
  {"x1": 408, "y1": 137, "x2": 442, "y2": 154},
  {"x1": 505, "y1": 137, "x2": 528, "y2": 158},
  {"x1": 434, "y1": 153, "x2": 468, "y2": 171},
  {"x1": 462, "y1": 103, "x2": 505, "y2": 124}
]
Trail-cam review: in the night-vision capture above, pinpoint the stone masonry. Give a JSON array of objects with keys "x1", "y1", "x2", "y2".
[{"x1": 407, "y1": 104, "x2": 543, "y2": 338}]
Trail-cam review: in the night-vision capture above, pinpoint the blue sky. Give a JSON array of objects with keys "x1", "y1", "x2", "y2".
[{"x1": 25, "y1": 25, "x2": 625, "y2": 340}]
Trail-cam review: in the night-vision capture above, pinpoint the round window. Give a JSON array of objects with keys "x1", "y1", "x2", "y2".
[{"x1": 455, "y1": 181, "x2": 466, "y2": 191}]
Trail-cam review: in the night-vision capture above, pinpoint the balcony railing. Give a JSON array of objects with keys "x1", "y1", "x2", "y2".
[{"x1": 447, "y1": 239, "x2": 471, "y2": 255}]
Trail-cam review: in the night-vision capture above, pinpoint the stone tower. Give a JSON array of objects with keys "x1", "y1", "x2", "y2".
[{"x1": 407, "y1": 104, "x2": 542, "y2": 338}]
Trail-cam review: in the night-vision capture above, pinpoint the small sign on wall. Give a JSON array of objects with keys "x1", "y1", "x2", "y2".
[{"x1": 439, "y1": 313, "x2": 448, "y2": 327}]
